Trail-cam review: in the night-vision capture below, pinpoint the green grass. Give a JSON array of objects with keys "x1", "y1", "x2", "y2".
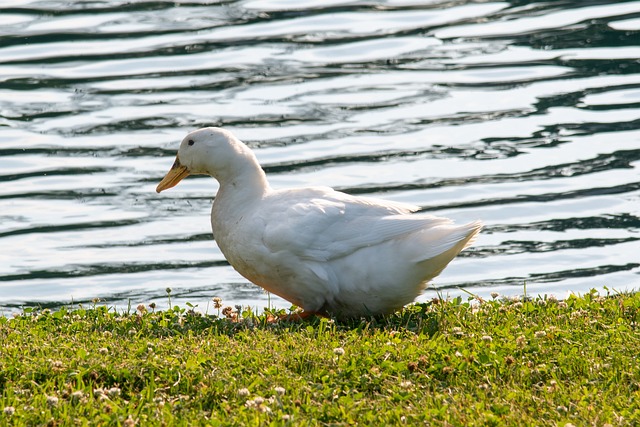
[{"x1": 1, "y1": 289, "x2": 639, "y2": 426}]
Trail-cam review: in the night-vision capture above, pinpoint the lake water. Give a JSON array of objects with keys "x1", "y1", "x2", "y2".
[{"x1": 1, "y1": 0, "x2": 639, "y2": 313}]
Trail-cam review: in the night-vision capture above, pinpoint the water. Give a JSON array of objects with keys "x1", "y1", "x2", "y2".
[{"x1": 1, "y1": 0, "x2": 639, "y2": 313}]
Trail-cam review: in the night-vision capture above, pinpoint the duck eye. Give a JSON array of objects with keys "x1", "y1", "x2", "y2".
[{"x1": 188, "y1": 139, "x2": 195, "y2": 146}]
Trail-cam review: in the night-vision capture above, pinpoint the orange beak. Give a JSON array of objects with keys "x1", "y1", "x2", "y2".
[{"x1": 156, "y1": 156, "x2": 190, "y2": 193}]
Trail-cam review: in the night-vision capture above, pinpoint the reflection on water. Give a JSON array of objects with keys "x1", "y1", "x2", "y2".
[{"x1": 1, "y1": 0, "x2": 639, "y2": 312}]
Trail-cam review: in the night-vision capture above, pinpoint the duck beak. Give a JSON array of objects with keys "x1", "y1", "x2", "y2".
[{"x1": 156, "y1": 156, "x2": 190, "y2": 193}]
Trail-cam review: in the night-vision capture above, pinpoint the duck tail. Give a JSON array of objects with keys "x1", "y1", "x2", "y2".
[
  {"x1": 461, "y1": 220, "x2": 483, "y2": 250},
  {"x1": 413, "y1": 219, "x2": 482, "y2": 281}
]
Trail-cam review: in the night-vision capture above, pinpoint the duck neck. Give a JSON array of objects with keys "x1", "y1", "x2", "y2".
[{"x1": 213, "y1": 154, "x2": 271, "y2": 210}]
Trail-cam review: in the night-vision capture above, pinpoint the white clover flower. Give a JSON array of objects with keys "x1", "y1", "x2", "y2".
[
  {"x1": 46, "y1": 396, "x2": 59, "y2": 407},
  {"x1": 535, "y1": 330, "x2": 547, "y2": 339},
  {"x1": 482, "y1": 335, "x2": 493, "y2": 343},
  {"x1": 274, "y1": 386, "x2": 286, "y2": 396},
  {"x1": 99, "y1": 347, "x2": 108, "y2": 355},
  {"x1": 238, "y1": 388, "x2": 250, "y2": 397},
  {"x1": 108, "y1": 387, "x2": 121, "y2": 398},
  {"x1": 3, "y1": 406, "x2": 15, "y2": 416},
  {"x1": 70, "y1": 391, "x2": 84, "y2": 403},
  {"x1": 399, "y1": 380, "x2": 413, "y2": 389},
  {"x1": 333, "y1": 347, "x2": 345, "y2": 356},
  {"x1": 490, "y1": 292, "x2": 499, "y2": 299}
]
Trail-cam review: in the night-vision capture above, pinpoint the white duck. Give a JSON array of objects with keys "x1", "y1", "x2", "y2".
[{"x1": 157, "y1": 127, "x2": 482, "y2": 319}]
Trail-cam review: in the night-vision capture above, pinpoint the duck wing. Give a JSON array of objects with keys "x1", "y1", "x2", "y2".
[{"x1": 259, "y1": 187, "x2": 464, "y2": 263}]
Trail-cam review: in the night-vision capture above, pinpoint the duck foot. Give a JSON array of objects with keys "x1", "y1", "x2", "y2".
[
  {"x1": 265, "y1": 311, "x2": 326, "y2": 323},
  {"x1": 282, "y1": 311, "x2": 324, "y2": 322}
]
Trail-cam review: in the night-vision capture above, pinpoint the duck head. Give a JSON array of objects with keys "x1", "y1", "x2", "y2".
[{"x1": 156, "y1": 127, "x2": 256, "y2": 193}]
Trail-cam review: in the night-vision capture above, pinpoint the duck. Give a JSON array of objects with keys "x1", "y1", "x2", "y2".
[{"x1": 156, "y1": 127, "x2": 482, "y2": 319}]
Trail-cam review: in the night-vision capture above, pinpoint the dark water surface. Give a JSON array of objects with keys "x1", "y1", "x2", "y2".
[{"x1": 1, "y1": 0, "x2": 639, "y2": 312}]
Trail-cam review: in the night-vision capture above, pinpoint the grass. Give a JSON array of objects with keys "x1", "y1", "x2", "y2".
[{"x1": 1, "y1": 289, "x2": 639, "y2": 426}]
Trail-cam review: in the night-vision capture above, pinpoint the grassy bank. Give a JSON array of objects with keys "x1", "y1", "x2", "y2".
[{"x1": 1, "y1": 290, "x2": 639, "y2": 426}]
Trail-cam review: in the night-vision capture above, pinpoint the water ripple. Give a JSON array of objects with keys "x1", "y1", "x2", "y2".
[{"x1": 1, "y1": 0, "x2": 639, "y2": 311}]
